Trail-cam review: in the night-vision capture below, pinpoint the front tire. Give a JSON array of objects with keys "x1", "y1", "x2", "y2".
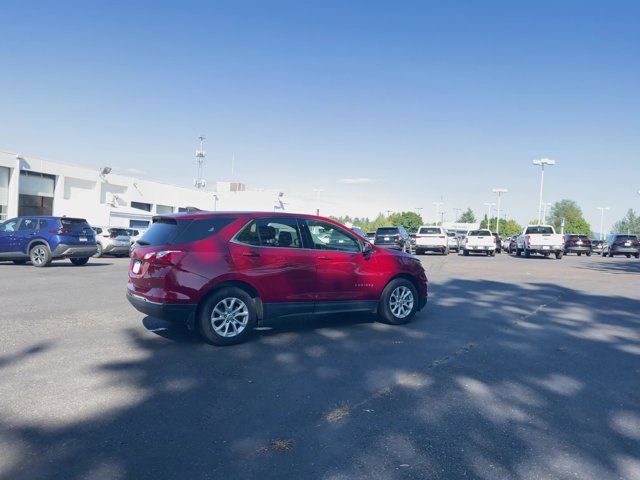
[
  {"x1": 378, "y1": 279, "x2": 418, "y2": 325},
  {"x1": 198, "y1": 287, "x2": 257, "y2": 346},
  {"x1": 30, "y1": 245, "x2": 52, "y2": 267},
  {"x1": 70, "y1": 257, "x2": 90, "y2": 266}
]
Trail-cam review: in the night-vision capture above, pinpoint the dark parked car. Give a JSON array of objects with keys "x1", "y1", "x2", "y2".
[
  {"x1": 351, "y1": 226, "x2": 368, "y2": 240},
  {"x1": 493, "y1": 234, "x2": 502, "y2": 254},
  {"x1": 590, "y1": 239, "x2": 604, "y2": 254},
  {"x1": 508, "y1": 235, "x2": 518, "y2": 254},
  {"x1": 373, "y1": 226, "x2": 413, "y2": 253},
  {"x1": 563, "y1": 234, "x2": 592, "y2": 256},
  {"x1": 366, "y1": 232, "x2": 376, "y2": 242},
  {"x1": 128, "y1": 212, "x2": 428, "y2": 345},
  {"x1": 602, "y1": 234, "x2": 640, "y2": 258},
  {"x1": 0, "y1": 216, "x2": 97, "y2": 267}
]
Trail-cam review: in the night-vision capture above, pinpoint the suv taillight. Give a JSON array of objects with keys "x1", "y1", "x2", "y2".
[
  {"x1": 526, "y1": 235, "x2": 531, "y2": 244},
  {"x1": 143, "y1": 250, "x2": 186, "y2": 266},
  {"x1": 50, "y1": 228, "x2": 72, "y2": 235}
]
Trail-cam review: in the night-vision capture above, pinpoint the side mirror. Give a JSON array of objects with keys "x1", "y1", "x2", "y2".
[{"x1": 362, "y1": 241, "x2": 374, "y2": 257}]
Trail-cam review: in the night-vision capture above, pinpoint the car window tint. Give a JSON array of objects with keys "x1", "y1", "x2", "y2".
[
  {"x1": 468, "y1": 230, "x2": 491, "y2": 236},
  {"x1": 376, "y1": 227, "x2": 398, "y2": 235},
  {"x1": 525, "y1": 226, "x2": 554, "y2": 234},
  {"x1": 419, "y1": 227, "x2": 440, "y2": 234},
  {"x1": 174, "y1": 218, "x2": 237, "y2": 244},
  {"x1": 18, "y1": 218, "x2": 38, "y2": 231},
  {"x1": 137, "y1": 219, "x2": 179, "y2": 246},
  {"x1": 235, "y1": 221, "x2": 261, "y2": 246},
  {"x1": 254, "y1": 218, "x2": 303, "y2": 248},
  {"x1": 306, "y1": 219, "x2": 360, "y2": 252},
  {"x1": 0, "y1": 220, "x2": 18, "y2": 232}
]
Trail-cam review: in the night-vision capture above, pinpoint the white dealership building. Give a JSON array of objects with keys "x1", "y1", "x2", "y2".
[{"x1": 0, "y1": 149, "x2": 324, "y2": 229}]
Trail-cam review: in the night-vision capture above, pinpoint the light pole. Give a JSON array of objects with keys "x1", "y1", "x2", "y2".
[
  {"x1": 597, "y1": 206, "x2": 610, "y2": 240},
  {"x1": 541, "y1": 202, "x2": 552, "y2": 224},
  {"x1": 533, "y1": 158, "x2": 555, "y2": 224},
  {"x1": 433, "y1": 202, "x2": 443, "y2": 225},
  {"x1": 483, "y1": 202, "x2": 495, "y2": 227},
  {"x1": 492, "y1": 188, "x2": 508, "y2": 235},
  {"x1": 453, "y1": 207, "x2": 462, "y2": 223}
]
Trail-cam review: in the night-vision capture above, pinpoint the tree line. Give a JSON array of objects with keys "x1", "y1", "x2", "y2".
[{"x1": 332, "y1": 201, "x2": 639, "y2": 237}]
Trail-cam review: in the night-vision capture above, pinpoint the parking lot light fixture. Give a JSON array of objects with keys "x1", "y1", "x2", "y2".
[
  {"x1": 491, "y1": 188, "x2": 508, "y2": 235},
  {"x1": 483, "y1": 202, "x2": 496, "y2": 226},
  {"x1": 533, "y1": 158, "x2": 555, "y2": 224},
  {"x1": 597, "y1": 206, "x2": 610, "y2": 240}
]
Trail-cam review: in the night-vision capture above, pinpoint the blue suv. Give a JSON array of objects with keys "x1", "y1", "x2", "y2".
[{"x1": 0, "y1": 216, "x2": 97, "y2": 267}]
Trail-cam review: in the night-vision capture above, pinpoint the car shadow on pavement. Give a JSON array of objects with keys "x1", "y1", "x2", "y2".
[
  {"x1": 1, "y1": 279, "x2": 639, "y2": 479},
  {"x1": 576, "y1": 258, "x2": 640, "y2": 275}
]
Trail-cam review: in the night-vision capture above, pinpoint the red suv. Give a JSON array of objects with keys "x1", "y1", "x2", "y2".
[{"x1": 127, "y1": 212, "x2": 428, "y2": 345}]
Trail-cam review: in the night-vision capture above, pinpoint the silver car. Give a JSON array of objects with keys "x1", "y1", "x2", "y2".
[
  {"x1": 446, "y1": 231, "x2": 460, "y2": 252},
  {"x1": 93, "y1": 227, "x2": 131, "y2": 257}
]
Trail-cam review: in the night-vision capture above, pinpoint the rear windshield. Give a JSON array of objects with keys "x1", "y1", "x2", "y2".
[
  {"x1": 468, "y1": 230, "x2": 491, "y2": 236},
  {"x1": 446, "y1": 232, "x2": 456, "y2": 237},
  {"x1": 59, "y1": 218, "x2": 91, "y2": 230},
  {"x1": 136, "y1": 217, "x2": 236, "y2": 246},
  {"x1": 376, "y1": 227, "x2": 399, "y2": 235},
  {"x1": 615, "y1": 235, "x2": 638, "y2": 241},
  {"x1": 526, "y1": 226, "x2": 554, "y2": 234},
  {"x1": 418, "y1": 227, "x2": 440, "y2": 234},
  {"x1": 109, "y1": 228, "x2": 130, "y2": 237}
]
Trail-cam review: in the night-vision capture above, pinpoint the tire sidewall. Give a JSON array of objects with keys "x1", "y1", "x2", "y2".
[
  {"x1": 198, "y1": 287, "x2": 257, "y2": 346},
  {"x1": 379, "y1": 279, "x2": 418, "y2": 325}
]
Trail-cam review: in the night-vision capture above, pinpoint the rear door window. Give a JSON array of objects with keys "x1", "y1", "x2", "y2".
[
  {"x1": 18, "y1": 218, "x2": 38, "y2": 231},
  {"x1": 235, "y1": 218, "x2": 303, "y2": 248}
]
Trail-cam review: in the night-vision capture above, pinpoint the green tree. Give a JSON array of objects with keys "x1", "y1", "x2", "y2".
[
  {"x1": 388, "y1": 211, "x2": 424, "y2": 232},
  {"x1": 480, "y1": 217, "x2": 521, "y2": 236},
  {"x1": 549, "y1": 199, "x2": 592, "y2": 235},
  {"x1": 459, "y1": 208, "x2": 476, "y2": 223},
  {"x1": 612, "y1": 209, "x2": 640, "y2": 235}
]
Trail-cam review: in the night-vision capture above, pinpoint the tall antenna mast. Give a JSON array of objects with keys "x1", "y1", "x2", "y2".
[{"x1": 194, "y1": 135, "x2": 207, "y2": 189}]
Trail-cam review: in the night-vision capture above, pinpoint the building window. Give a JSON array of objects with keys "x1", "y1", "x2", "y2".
[
  {"x1": 18, "y1": 171, "x2": 55, "y2": 216},
  {"x1": 131, "y1": 201, "x2": 152, "y2": 212},
  {"x1": 129, "y1": 219, "x2": 150, "y2": 229},
  {"x1": 0, "y1": 167, "x2": 9, "y2": 221},
  {"x1": 178, "y1": 207, "x2": 188, "y2": 213},
  {"x1": 156, "y1": 204, "x2": 174, "y2": 214}
]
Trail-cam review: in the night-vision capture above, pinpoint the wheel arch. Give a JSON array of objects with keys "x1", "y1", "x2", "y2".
[
  {"x1": 196, "y1": 279, "x2": 264, "y2": 325},
  {"x1": 27, "y1": 239, "x2": 51, "y2": 253}
]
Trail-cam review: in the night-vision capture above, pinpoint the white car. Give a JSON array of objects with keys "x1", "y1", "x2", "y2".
[
  {"x1": 92, "y1": 227, "x2": 132, "y2": 257},
  {"x1": 462, "y1": 229, "x2": 496, "y2": 256},
  {"x1": 415, "y1": 226, "x2": 448, "y2": 255},
  {"x1": 515, "y1": 225, "x2": 564, "y2": 259},
  {"x1": 446, "y1": 231, "x2": 460, "y2": 252}
]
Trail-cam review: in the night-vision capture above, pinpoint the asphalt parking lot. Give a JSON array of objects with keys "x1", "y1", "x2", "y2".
[{"x1": 1, "y1": 253, "x2": 639, "y2": 479}]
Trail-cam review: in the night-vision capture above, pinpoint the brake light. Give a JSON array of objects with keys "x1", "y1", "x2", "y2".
[
  {"x1": 50, "y1": 228, "x2": 72, "y2": 235},
  {"x1": 396, "y1": 234, "x2": 401, "y2": 240},
  {"x1": 439, "y1": 235, "x2": 445, "y2": 239},
  {"x1": 143, "y1": 250, "x2": 186, "y2": 266},
  {"x1": 526, "y1": 235, "x2": 531, "y2": 244},
  {"x1": 492, "y1": 236, "x2": 496, "y2": 244}
]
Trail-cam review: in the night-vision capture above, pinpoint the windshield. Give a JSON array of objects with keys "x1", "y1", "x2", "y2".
[
  {"x1": 468, "y1": 230, "x2": 491, "y2": 236},
  {"x1": 526, "y1": 226, "x2": 554, "y2": 234}
]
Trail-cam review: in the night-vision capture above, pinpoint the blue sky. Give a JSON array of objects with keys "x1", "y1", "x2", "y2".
[{"x1": 1, "y1": 1, "x2": 639, "y2": 231}]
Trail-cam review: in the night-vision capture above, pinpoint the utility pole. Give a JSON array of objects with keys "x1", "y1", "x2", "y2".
[
  {"x1": 194, "y1": 135, "x2": 207, "y2": 189},
  {"x1": 533, "y1": 158, "x2": 555, "y2": 224},
  {"x1": 433, "y1": 202, "x2": 443, "y2": 225},
  {"x1": 541, "y1": 202, "x2": 552, "y2": 224},
  {"x1": 597, "y1": 206, "x2": 610, "y2": 240},
  {"x1": 483, "y1": 202, "x2": 496, "y2": 227},
  {"x1": 453, "y1": 207, "x2": 462, "y2": 222},
  {"x1": 492, "y1": 188, "x2": 508, "y2": 235},
  {"x1": 313, "y1": 189, "x2": 324, "y2": 216}
]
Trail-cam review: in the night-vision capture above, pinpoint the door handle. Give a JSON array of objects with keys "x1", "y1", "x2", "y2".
[{"x1": 242, "y1": 252, "x2": 260, "y2": 257}]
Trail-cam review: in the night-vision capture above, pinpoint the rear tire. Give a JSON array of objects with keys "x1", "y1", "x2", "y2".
[
  {"x1": 70, "y1": 257, "x2": 90, "y2": 266},
  {"x1": 198, "y1": 287, "x2": 257, "y2": 346},
  {"x1": 12, "y1": 259, "x2": 27, "y2": 265},
  {"x1": 93, "y1": 243, "x2": 103, "y2": 258},
  {"x1": 635, "y1": 253, "x2": 639, "y2": 259},
  {"x1": 378, "y1": 278, "x2": 418, "y2": 325},
  {"x1": 555, "y1": 251, "x2": 563, "y2": 260},
  {"x1": 463, "y1": 249, "x2": 469, "y2": 256},
  {"x1": 30, "y1": 244, "x2": 52, "y2": 267},
  {"x1": 586, "y1": 252, "x2": 591, "y2": 256},
  {"x1": 524, "y1": 250, "x2": 531, "y2": 258},
  {"x1": 626, "y1": 254, "x2": 631, "y2": 258},
  {"x1": 516, "y1": 248, "x2": 521, "y2": 256},
  {"x1": 577, "y1": 252, "x2": 582, "y2": 256}
]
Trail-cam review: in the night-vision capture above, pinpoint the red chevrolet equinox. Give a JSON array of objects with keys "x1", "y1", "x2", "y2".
[{"x1": 127, "y1": 212, "x2": 428, "y2": 345}]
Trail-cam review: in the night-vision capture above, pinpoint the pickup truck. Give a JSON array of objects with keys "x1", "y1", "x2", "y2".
[
  {"x1": 462, "y1": 229, "x2": 496, "y2": 256},
  {"x1": 515, "y1": 225, "x2": 564, "y2": 259}
]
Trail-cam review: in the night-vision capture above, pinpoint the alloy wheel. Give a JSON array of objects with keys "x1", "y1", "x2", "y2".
[
  {"x1": 389, "y1": 286, "x2": 414, "y2": 319},
  {"x1": 210, "y1": 297, "x2": 249, "y2": 337},
  {"x1": 32, "y1": 247, "x2": 47, "y2": 265}
]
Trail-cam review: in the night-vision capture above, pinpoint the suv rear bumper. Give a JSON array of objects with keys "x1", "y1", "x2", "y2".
[
  {"x1": 52, "y1": 244, "x2": 98, "y2": 257},
  {"x1": 564, "y1": 246, "x2": 591, "y2": 253},
  {"x1": 127, "y1": 291, "x2": 196, "y2": 328},
  {"x1": 375, "y1": 243, "x2": 403, "y2": 250},
  {"x1": 610, "y1": 247, "x2": 640, "y2": 254}
]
